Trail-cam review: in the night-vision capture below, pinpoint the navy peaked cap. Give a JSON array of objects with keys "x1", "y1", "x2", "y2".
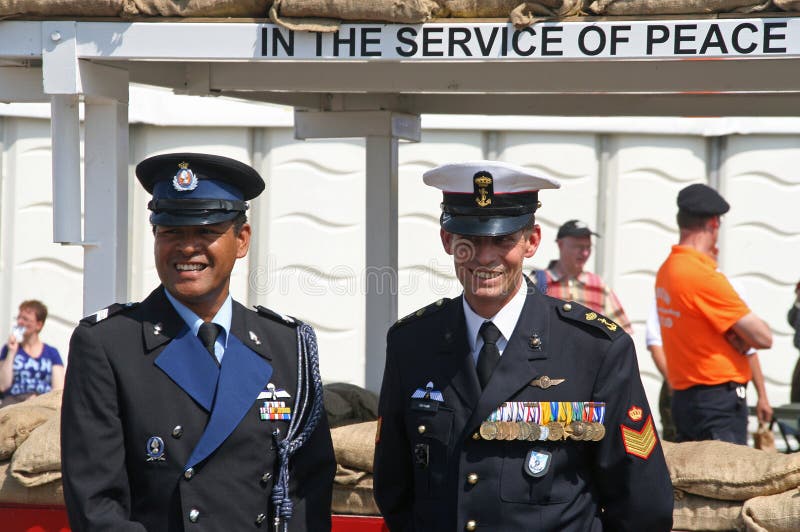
[{"x1": 136, "y1": 152, "x2": 265, "y2": 226}]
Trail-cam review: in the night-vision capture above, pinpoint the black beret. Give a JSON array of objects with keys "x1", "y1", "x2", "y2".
[
  {"x1": 135, "y1": 152, "x2": 265, "y2": 226},
  {"x1": 677, "y1": 183, "x2": 730, "y2": 216}
]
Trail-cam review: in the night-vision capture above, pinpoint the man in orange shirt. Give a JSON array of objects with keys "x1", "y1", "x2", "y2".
[{"x1": 655, "y1": 184, "x2": 772, "y2": 444}]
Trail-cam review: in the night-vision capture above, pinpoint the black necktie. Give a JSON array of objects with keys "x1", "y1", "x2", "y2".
[
  {"x1": 477, "y1": 321, "x2": 502, "y2": 389},
  {"x1": 198, "y1": 322, "x2": 221, "y2": 365}
]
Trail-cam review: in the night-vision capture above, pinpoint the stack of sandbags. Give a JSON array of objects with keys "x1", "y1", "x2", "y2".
[
  {"x1": 330, "y1": 420, "x2": 379, "y2": 515},
  {"x1": 0, "y1": 390, "x2": 64, "y2": 505},
  {"x1": 324, "y1": 382, "x2": 379, "y2": 429},
  {"x1": 664, "y1": 440, "x2": 800, "y2": 531}
]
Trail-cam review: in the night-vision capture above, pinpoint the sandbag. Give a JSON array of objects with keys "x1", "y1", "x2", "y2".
[
  {"x1": 588, "y1": 0, "x2": 771, "y2": 15},
  {"x1": 275, "y1": 0, "x2": 440, "y2": 23},
  {"x1": 324, "y1": 382, "x2": 378, "y2": 429},
  {"x1": 0, "y1": 390, "x2": 61, "y2": 460},
  {"x1": 0, "y1": 461, "x2": 63, "y2": 505},
  {"x1": 11, "y1": 416, "x2": 61, "y2": 487},
  {"x1": 331, "y1": 420, "x2": 377, "y2": 473},
  {"x1": 122, "y1": 0, "x2": 272, "y2": 17},
  {"x1": 441, "y1": 0, "x2": 584, "y2": 18},
  {"x1": 742, "y1": 488, "x2": 800, "y2": 532},
  {"x1": 0, "y1": 0, "x2": 122, "y2": 17},
  {"x1": 774, "y1": 0, "x2": 800, "y2": 10},
  {"x1": 331, "y1": 474, "x2": 379, "y2": 515},
  {"x1": 664, "y1": 440, "x2": 800, "y2": 501},
  {"x1": 672, "y1": 489, "x2": 743, "y2": 531}
]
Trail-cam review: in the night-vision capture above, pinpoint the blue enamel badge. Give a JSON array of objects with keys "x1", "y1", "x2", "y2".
[
  {"x1": 524, "y1": 449, "x2": 551, "y2": 478},
  {"x1": 146, "y1": 436, "x2": 166, "y2": 462},
  {"x1": 172, "y1": 162, "x2": 198, "y2": 192},
  {"x1": 411, "y1": 381, "x2": 444, "y2": 402}
]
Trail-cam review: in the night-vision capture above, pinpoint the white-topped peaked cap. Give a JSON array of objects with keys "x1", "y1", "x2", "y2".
[{"x1": 423, "y1": 160, "x2": 560, "y2": 236}]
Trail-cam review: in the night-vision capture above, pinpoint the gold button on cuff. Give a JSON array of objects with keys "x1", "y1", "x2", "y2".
[
  {"x1": 417, "y1": 425, "x2": 426, "y2": 434},
  {"x1": 467, "y1": 473, "x2": 479, "y2": 485},
  {"x1": 465, "y1": 520, "x2": 477, "y2": 531}
]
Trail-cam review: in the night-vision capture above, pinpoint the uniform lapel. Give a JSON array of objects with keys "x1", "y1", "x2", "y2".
[
  {"x1": 184, "y1": 303, "x2": 274, "y2": 469},
  {"x1": 436, "y1": 296, "x2": 481, "y2": 409},
  {"x1": 147, "y1": 287, "x2": 220, "y2": 412},
  {"x1": 466, "y1": 283, "x2": 550, "y2": 431}
]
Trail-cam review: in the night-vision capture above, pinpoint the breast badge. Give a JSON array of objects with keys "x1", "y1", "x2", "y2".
[
  {"x1": 524, "y1": 449, "x2": 552, "y2": 477},
  {"x1": 146, "y1": 436, "x2": 166, "y2": 462},
  {"x1": 258, "y1": 382, "x2": 293, "y2": 421},
  {"x1": 411, "y1": 381, "x2": 444, "y2": 412}
]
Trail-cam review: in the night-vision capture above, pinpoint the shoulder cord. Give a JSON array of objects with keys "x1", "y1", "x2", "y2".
[{"x1": 270, "y1": 321, "x2": 324, "y2": 532}]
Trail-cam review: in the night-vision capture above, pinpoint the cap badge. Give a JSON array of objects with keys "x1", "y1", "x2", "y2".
[
  {"x1": 473, "y1": 171, "x2": 494, "y2": 208},
  {"x1": 172, "y1": 161, "x2": 198, "y2": 192}
]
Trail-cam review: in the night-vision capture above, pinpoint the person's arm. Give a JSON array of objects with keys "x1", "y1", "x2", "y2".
[
  {"x1": 747, "y1": 354, "x2": 773, "y2": 424},
  {"x1": 0, "y1": 338, "x2": 18, "y2": 393},
  {"x1": 374, "y1": 332, "x2": 415, "y2": 532},
  {"x1": 788, "y1": 287, "x2": 800, "y2": 329},
  {"x1": 648, "y1": 344, "x2": 669, "y2": 384},
  {"x1": 61, "y1": 324, "x2": 146, "y2": 532},
  {"x1": 50, "y1": 364, "x2": 65, "y2": 391},
  {"x1": 730, "y1": 313, "x2": 773, "y2": 350},
  {"x1": 592, "y1": 334, "x2": 673, "y2": 531}
]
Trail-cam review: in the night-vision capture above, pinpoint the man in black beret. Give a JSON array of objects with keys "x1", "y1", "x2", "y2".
[
  {"x1": 61, "y1": 153, "x2": 335, "y2": 531},
  {"x1": 655, "y1": 183, "x2": 772, "y2": 444},
  {"x1": 374, "y1": 161, "x2": 673, "y2": 531}
]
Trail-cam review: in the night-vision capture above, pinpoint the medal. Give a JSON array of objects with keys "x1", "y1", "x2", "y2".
[
  {"x1": 547, "y1": 421, "x2": 564, "y2": 441},
  {"x1": 567, "y1": 421, "x2": 587, "y2": 440},
  {"x1": 517, "y1": 422, "x2": 532, "y2": 441},
  {"x1": 592, "y1": 423, "x2": 606, "y2": 441},
  {"x1": 528, "y1": 423, "x2": 541, "y2": 441},
  {"x1": 479, "y1": 421, "x2": 498, "y2": 441}
]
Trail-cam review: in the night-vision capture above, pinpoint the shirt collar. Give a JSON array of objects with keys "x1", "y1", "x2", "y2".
[
  {"x1": 164, "y1": 289, "x2": 232, "y2": 347},
  {"x1": 546, "y1": 259, "x2": 587, "y2": 284},
  {"x1": 463, "y1": 276, "x2": 528, "y2": 352}
]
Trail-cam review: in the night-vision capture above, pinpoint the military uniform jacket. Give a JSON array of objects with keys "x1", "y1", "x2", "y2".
[
  {"x1": 374, "y1": 285, "x2": 673, "y2": 531},
  {"x1": 61, "y1": 287, "x2": 335, "y2": 532}
]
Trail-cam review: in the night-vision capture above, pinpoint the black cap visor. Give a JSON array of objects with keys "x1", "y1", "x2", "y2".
[
  {"x1": 441, "y1": 212, "x2": 532, "y2": 237},
  {"x1": 150, "y1": 209, "x2": 241, "y2": 227}
]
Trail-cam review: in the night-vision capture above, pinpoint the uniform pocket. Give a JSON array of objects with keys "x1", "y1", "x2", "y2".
[
  {"x1": 500, "y1": 443, "x2": 579, "y2": 505},
  {"x1": 405, "y1": 405, "x2": 454, "y2": 499}
]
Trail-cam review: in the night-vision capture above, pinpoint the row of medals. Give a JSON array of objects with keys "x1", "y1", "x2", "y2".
[{"x1": 478, "y1": 420, "x2": 606, "y2": 442}]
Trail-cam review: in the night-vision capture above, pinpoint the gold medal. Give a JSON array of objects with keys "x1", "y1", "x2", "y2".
[
  {"x1": 567, "y1": 421, "x2": 586, "y2": 440},
  {"x1": 479, "y1": 421, "x2": 498, "y2": 441},
  {"x1": 592, "y1": 423, "x2": 606, "y2": 441},
  {"x1": 547, "y1": 421, "x2": 564, "y2": 441},
  {"x1": 583, "y1": 423, "x2": 596, "y2": 441},
  {"x1": 527, "y1": 423, "x2": 541, "y2": 441},
  {"x1": 517, "y1": 422, "x2": 531, "y2": 441},
  {"x1": 506, "y1": 422, "x2": 520, "y2": 441},
  {"x1": 495, "y1": 421, "x2": 509, "y2": 441}
]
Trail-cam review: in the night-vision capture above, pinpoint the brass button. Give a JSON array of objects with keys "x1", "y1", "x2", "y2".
[
  {"x1": 562, "y1": 303, "x2": 572, "y2": 312},
  {"x1": 471, "y1": 432, "x2": 480, "y2": 440},
  {"x1": 465, "y1": 520, "x2": 477, "y2": 531},
  {"x1": 188, "y1": 508, "x2": 200, "y2": 522},
  {"x1": 172, "y1": 425, "x2": 183, "y2": 438},
  {"x1": 418, "y1": 425, "x2": 426, "y2": 434},
  {"x1": 184, "y1": 467, "x2": 194, "y2": 480},
  {"x1": 467, "y1": 473, "x2": 479, "y2": 485}
]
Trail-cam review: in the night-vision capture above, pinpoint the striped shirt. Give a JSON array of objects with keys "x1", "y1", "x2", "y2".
[{"x1": 530, "y1": 261, "x2": 633, "y2": 335}]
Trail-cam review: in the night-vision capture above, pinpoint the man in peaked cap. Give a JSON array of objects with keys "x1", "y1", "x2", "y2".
[
  {"x1": 656, "y1": 183, "x2": 772, "y2": 445},
  {"x1": 374, "y1": 160, "x2": 672, "y2": 531},
  {"x1": 531, "y1": 219, "x2": 634, "y2": 334},
  {"x1": 61, "y1": 153, "x2": 335, "y2": 531}
]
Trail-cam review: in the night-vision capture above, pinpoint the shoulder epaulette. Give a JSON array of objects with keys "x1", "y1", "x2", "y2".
[
  {"x1": 555, "y1": 301, "x2": 622, "y2": 340},
  {"x1": 255, "y1": 305, "x2": 299, "y2": 327},
  {"x1": 80, "y1": 302, "x2": 139, "y2": 326},
  {"x1": 390, "y1": 298, "x2": 450, "y2": 331}
]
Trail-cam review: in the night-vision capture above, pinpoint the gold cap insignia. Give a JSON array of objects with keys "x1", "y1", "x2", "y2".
[{"x1": 473, "y1": 171, "x2": 494, "y2": 208}]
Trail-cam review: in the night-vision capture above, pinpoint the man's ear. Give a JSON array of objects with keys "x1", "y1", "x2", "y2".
[
  {"x1": 524, "y1": 225, "x2": 542, "y2": 259},
  {"x1": 441, "y1": 228, "x2": 454, "y2": 255}
]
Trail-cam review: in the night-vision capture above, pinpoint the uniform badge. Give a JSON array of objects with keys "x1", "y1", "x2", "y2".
[
  {"x1": 153, "y1": 323, "x2": 162, "y2": 336},
  {"x1": 146, "y1": 436, "x2": 166, "y2": 461},
  {"x1": 529, "y1": 333, "x2": 542, "y2": 350},
  {"x1": 473, "y1": 171, "x2": 494, "y2": 208},
  {"x1": 530, "y1": 376, "x2": 565, "y2": 389},
  {"x1": 411, "y1": 381, "x2": 444, "y2": 402},
  {"x1": 172, "y1": 161, "x2": 198, "y2": 192},
  {"x1": 249, "y1": 330, "x2": 261, "y2": 345},
  {"x1": 258, "y1": 383, "x2": 293, "y2": 421},
  {"x1": 414, "y1": 443, "x2": 429, "y2": 468},
  {"x1": 524, "y1": 449, "x2": 551, "y2": 477},
  {"x1": 621, "y1": 415, "x2": 657, "y2": 459},
  {"x1": 627, "y1": 405, "x2": 643, "y2": 422}
]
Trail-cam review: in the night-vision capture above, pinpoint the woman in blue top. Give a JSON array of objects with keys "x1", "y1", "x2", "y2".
[{"x1": 0, "y1": 300, "x2": 64, "y2": 402}]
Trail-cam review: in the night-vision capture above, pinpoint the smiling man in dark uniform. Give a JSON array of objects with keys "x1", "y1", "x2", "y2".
[
  {"x1": 373, "y1": 161, "x2": 673, "y2": 531},
  {"x1": 61, "y1": 153, "x2": 335, "y2": 531}
]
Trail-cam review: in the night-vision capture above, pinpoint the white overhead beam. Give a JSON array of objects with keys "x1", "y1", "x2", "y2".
[
  {"x1": 0, "y1": 67, "x2": 46, "y2": 103},
  {"x1": 295, "y1": 110, "x2": 420, "y2": 141}
]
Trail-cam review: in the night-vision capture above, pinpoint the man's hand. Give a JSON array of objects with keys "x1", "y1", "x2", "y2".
[{"x1": 756, "y1": 395, "x2": 773, "y2": 424}]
